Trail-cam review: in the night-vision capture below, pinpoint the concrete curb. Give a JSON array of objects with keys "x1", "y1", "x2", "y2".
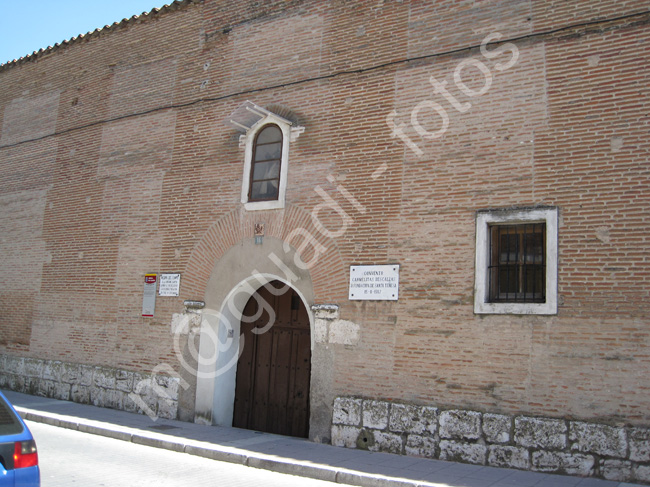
[{"x1": 17, "y1": 406, "x2": 443, "y2": 487}]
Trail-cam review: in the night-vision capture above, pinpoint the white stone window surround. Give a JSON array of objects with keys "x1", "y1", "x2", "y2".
[
  {"x1": 474, "y1": 206, "x2": 558, "y2": 315},
  {"x1": 227, "y1": 101, "x2": 304, "y2": 212},
  {"x1": 241, "y1": 115, "x2": 290, "y2": 210}
]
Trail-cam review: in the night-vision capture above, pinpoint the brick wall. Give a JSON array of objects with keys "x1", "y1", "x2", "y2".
[{"x1": 0, "y1": 0, "x2": 648, "y2": 475}]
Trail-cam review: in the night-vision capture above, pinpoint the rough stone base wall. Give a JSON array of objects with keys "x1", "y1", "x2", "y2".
[
  {"x1": 0, "y1": 354, "x2": 179, "y2": 421},
  {"x1": 332, "y1": 397, "x2": 650, "y2": 485}
]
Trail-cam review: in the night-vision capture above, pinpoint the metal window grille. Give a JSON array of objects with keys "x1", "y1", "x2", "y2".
[{"x1": 488, "y1": 223, "x2": 546, "y2": 303}]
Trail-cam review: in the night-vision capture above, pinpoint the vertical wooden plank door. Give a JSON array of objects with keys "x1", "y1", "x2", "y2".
[{"x1": 233, "y1": 281, "x2": 311, "y2": 438}]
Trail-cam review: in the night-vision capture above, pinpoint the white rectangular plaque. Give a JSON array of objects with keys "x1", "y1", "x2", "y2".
[
  {"x1": 349, "y1": 265, "x2": 399, "y2": 301},
  {"x1": 159, "y1": 273, "x2": 181, "y2": 297}
]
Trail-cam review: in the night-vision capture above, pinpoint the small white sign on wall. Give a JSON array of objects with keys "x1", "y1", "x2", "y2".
[
  {"x1": 349, "y1": 265, "x2": 400, "y2": 301},
  {"x1": 159, "y1": 273, "x2": 181, "y2": 297}
]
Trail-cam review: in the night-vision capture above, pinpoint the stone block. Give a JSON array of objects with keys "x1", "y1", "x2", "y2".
[
  {"x1": 440, "y1": 440, "x2": 486, "y2": 465},
  {"x1": 132, "y1": 374, "x2": 159, "y2": 412},
  {"x1": 60, "y1": 363, "x2": 81, "y2": 384},
  {"x1": 329, "y1": 320, "x2": 360, "y2": 345},
  {"x1": 132, "y1": 373, "x2": 153, "y2": 394},
  {"x1": 635, "y1": 465, "x2": 650, "y2": 483},
  {"x1": 531, "y1": 451, "x2": 594, "y2": 476},
  {"x1": 439, "y1": 410, "x2": 481, "y2": 440},
  {"x1": 314, "y1": 318, "x2": 328, "y2": 343},
  {"x1": 515, "y1": 416, "x2": 567, "y2": 450},
  {"x1": 311, "y1": 305, "x2": 339, "y2": 321},
  {"x1": 79, "y1": 365, "x2": 94, "y2": 386},
  {"x1": 115, "y1": 370, "x2": 134, "y2": 392},
  {"x1": 389, "y1": 404, "x2": 438, "y2": 435},
  {"x1": 155, "y1": 375, "x2": 180, "y2": 402},
  {"x1": 569, "y1": 421, "x2": 627, "y2": 458},
  {"x1": 362, "y1": 400, "x2": 389, "y2": 430},
  {"x1": 600, "y1": 459, "x2": 633, "y2": 482},
  {"x1": 157, "y1": 398, "x2": 178, "y2": 420},
  {"x1": 37, "y1": 379, "x2": 56, "y2": 398},
  {"x1": 24, "y1": 377, "x2": 39, "y2": 395},
  {"x1": 5, "y1": 356, "x2": 25, "y2": 376},
  {"x1": 23, "y1": 358, "x2": 42, "y2": 378},
  {"x1": 488, "y1": 445, "x2": 530, "y2": 470},
  {"x1": 42, "y1": 360, "x2": 62, "y2": 381},
  {"x1": 421, "y1": 406, "x2": 439, "y2": 435},
  {"x1": 8, "y1": 374, "x2": 24, "y2": 393},
  {"x1": 483, "y1": 413, "x2": 511, "y2": 444},
  {"x1": 90, "y1": 386, "x2": 105, "y2": 407},
  {"x1": 52, "y1": 382, "x2": 71, "y2": 401},
  {"x1": 171, "y1": 313, "x2": 201, "y2": 335},
  {"x1": 331, "y1": 425, "x2": 361, "y2": 448},
  {"x1": 104, "y1": 390, "x2": 126, "y2": 410},
  {"x1": 123, "y1": 393, "x2": 139, "y2": 414},
  {"x1": 131, "y1": 388, "x2": 160, "y2": 418},
  {"x1": 333, "y1": 397, "x2": 362, "y2": 426},
  {"x1": 629, "y1": 427, "x2": 650, "y2": 462},
  {"x1": 145, "y1": 389, "x2": 159, "y2": 414},
  {"x1": 70, "y1": 384, "x2": 90, "y2": 404},
  {"x1": 93, "y1": 366, "x2": 116, "y2": 389},
  {"x1": 369, "y1": 431, "x2": 403, "y2": 454},
  {"x1": 406, "y1": 434, "x2": 437, "y2": 458}
]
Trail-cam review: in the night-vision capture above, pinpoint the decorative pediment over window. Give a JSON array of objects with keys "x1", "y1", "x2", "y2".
[
  {"x1": 226, "y1": 101, "x2": 304, "y2": 211},
  {"x1": 226, "y1": 101, "x2": 305, "y2": 148}
]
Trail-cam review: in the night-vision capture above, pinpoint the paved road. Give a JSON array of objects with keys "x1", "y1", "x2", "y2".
[{"x1": 28, "y1": 421, "x2": 336, "y2": 487}]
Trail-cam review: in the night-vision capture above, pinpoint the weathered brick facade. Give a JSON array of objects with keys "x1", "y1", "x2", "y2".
[{"x1": 1, "y1": 0, "x2": 649, "y2": 482}]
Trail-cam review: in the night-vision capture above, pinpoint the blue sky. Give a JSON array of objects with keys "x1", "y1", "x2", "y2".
[{"x1": 0, "y1": 0, "x2": 170, "y2": 65}]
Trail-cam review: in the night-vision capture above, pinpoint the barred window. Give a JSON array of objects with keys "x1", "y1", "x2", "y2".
[
  {"x1": 488, "y1": 223, "x2": 545, "y2": 303},
  {"x1": 474, "y1": 207, "x2": 558, "y2": 315}
]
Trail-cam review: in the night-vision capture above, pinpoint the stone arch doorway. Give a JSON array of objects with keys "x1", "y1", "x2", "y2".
[
  {"x1": 192, "y1": 237, "x2": 321, "y2": 437},
  {"x1": 233, "y1": 280, "x2": 311, "y2": 438}
]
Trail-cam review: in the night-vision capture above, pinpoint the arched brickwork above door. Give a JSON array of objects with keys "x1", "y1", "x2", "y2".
[{"x1": 182, "y1": 204, "x2": 347, "y2": 304}]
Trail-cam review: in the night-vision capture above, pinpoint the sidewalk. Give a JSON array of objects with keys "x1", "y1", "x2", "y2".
[{"x1": 4, "y1": 390, "x2": 644, "y2": 487}]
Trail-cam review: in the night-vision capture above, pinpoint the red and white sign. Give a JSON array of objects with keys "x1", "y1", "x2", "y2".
[{"x1": 142, "y1": 274, "x2": 157, "y2": 317}]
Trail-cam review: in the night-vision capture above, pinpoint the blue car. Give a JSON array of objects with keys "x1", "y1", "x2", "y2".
[{"x1": 0, "y1": 391, "x2": 39, "y2": 486}]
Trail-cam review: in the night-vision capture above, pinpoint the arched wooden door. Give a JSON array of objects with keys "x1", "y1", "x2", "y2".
[{"x1": 233, "y1": 281, "x2": 311, "y2": 438}]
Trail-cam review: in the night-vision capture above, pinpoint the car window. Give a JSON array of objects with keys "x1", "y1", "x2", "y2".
[{"x1": 0, "y1": 396, "x2": 24, "y2": 436}]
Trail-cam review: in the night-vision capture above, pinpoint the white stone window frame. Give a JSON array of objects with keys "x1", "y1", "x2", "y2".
[
  {"x1": 227, "y1": 101, "x2": 304, "y2": 212},
  {"x1": 474, "y1": 207, "x2": 558, "y2": 315}
]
